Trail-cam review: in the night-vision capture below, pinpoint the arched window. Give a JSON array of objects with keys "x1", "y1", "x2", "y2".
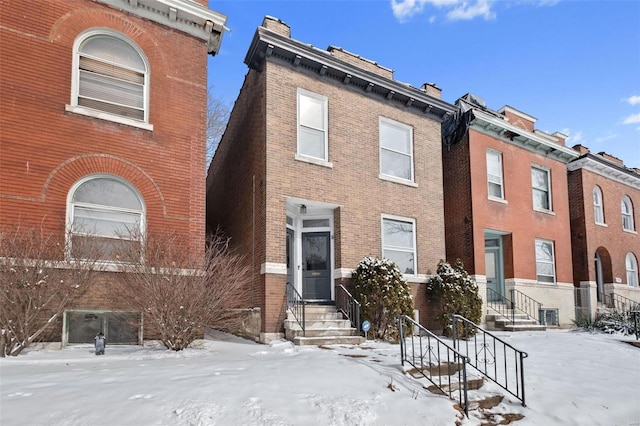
[
  {"x1": 626, "y1": 253, "x2": 639, "y2": 287},
  {"x1": 68, "y1": 176, "x2": 145, "y2": 261},
  {"x1": 70, "y1": 30, "x2": 149, "y2": 124},
  {"x1": 621, "y1": 196, "x2": 634, "y2": 231},
  {"x1": 593, "y1": 186, "x2": 604, "y2": 224}
]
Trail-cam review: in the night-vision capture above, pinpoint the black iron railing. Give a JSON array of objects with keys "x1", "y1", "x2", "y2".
[
  {"x1": 398, "y1": 315, "x2": 470, "y2": 416},
  {"x1": 451, "y1": 314, "x2": 528, "y2": 406},
  {"x1": 286, "y1": 282, "x2": 305, "y2": 337},
  {"x1": 607, "y1": 293, "x2": 640, "y2": 313},
  {"x1": 486, "y1": 288, "x2": 541, "y2": 325},
  {"x1": 336, "y1": 285, "x2": 361, "y2": 333}
]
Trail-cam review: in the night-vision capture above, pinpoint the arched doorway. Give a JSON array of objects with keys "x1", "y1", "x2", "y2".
[{"x1": 594, "y1": 247, "x2": 612, "y2": 303}]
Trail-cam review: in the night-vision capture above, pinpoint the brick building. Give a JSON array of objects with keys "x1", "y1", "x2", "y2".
[
  {"x1": 206, "y1": 17, "x2": 456, "y2": 343},
  {"x1": 0, "y1": 0, "x2": 226, "y2": 344},
  {"x1": 442, "y1": 95, "x2": 579, "y2": 328},
  {"x1": 568, "y1": 147, "x2": 640, "y2": 319}
]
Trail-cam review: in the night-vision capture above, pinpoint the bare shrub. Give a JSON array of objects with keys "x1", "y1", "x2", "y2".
[
  {"x1": 0, "y1": 225, "x2": 97, "y2": 356},
  {"x1": 115, "y1": 230, "x2": 251, "y2": 351}
]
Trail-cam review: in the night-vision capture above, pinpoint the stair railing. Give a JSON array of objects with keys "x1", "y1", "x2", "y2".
[
  {"x1": 286, "y1": 282, "x2": 305, "y2": 337},
  {"x1": 336, "y1": 285, "x2": 361, "y2": 334},
  {"x1": 486, "y1": 288, "x2": 542, "y2": 325},
  {"x1": 607, "y1": 293, "x2": 640, "y2": 313},
  {"x1": 451, "y1": 314, "x2": 528, "y2": 407},
  {"x1": 398, "y1": 315, "x2": 470, "y2": 416}
]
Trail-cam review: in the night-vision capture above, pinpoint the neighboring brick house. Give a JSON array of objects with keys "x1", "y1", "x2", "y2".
[
  {"x1": 0, "y1": 0, "x2": 226, "y2": 344},
  {"x1": 442, "y1": 95, "x2": 579, "y2": 328},
  {"x1": 206, "y1": 17, "x2": 456, "y2": 343},
  {"x1": 568, "y1": 146, "x2": 640, "y2": 319}
]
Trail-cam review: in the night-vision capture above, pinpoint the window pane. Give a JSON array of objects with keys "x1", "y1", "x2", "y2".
[
  {"x1": 488, "y1": 182, "x2": 503, "y2": 198},
  {"x1": 384, "y1": 249, "x2": 414, "y2": 275},
  {"x1": 299, "y1": 127, "x2": 326, "y2": 159},
  {"x1": 71, "y1": 235, "x2": 141, "y2": 261},
  {"x1": 79, "y1": 70, "x2": 144, "y2": 109},
  {"x1": 299, "y1": 95, "x2": 324, "y2": 130},
  {"x1": 381, "y1": 149, "x2": 412, "y2": 180},
  {"x1": 486, "y1": 152, "x2": 502, "y2": 181},
  {"x1": 532, "y1": 168, "x2": 548, "y2": 190},
  {"x1": 73, "y1": 207, "x2": 140, "y2": 238},
  {"x1": 81, "y1": 35, "x2": 145, "y2": 72},
  {"x1": 380, "y1": 122, "x2": 410, "y2": 153},
  {"x1": 383, "y1": 219, "x2": 414, "y2": 249},
  {"x1": 536, "y1": 240, "x2": 553, "y2": 261},
  {"x1": 533, "y1": 189, "x2": 550, "y2": 210},
  {"x1": 303, "y1": 219, "x2": 330, "y2": 228},
  {"x1": 73, "y1": 178, "x2": 142, "y2": 210}
]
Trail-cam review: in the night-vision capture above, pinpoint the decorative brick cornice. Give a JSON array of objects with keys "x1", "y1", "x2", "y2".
[
  {"x1": 244, "y1": 26, "x2": 456, "y2": 122},
  {"x1": 95, "y1": 0, "x2": 227, "y2": 55}
]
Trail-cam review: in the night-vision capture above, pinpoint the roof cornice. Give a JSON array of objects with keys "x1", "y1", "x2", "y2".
[
  {"x1": 470, "y1": 109, "x2": 579, "y2": 163},
  {"x1": 567, "y1": 154, "x2": 640, "y2": 190},
  {"x1": 95, "y1": 0, "x2": 227, "y2": 55},
  {"x1": 244, "y1": 27, "x2": 456, "y2": 121}
]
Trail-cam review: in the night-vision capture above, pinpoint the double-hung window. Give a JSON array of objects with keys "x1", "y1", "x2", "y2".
[
  {"x1": 532, "y1": 166, "x2": 552, "y2": 211},
  {"x1": 622, "y1": 196, "x2": 635, "y2": 231},
  {"x1": 379, "y1": 117, "x2": 414, "y2": 182},
  {"x1": 381, "y1": 215, "x2": 416, "y2": 275},
  {"x1": 69, "y1": 30, "x2": 150, "y2": 128},
  {"x1": 593, "y1": 186, "x2": 605, "y2": 224},
  {"x1": 297, "y1": 89, "x2": 328, "y2": 161},
  {"x1": 535, "y1": 239, "x2": 556, "y2": 283},
  {"x1": 486, "y1": 149, "x2": 504, "y2": 199},
  {"x1": 68, "y1": 176, "x2": 144, "y2": 261},
  {"x1": 626, "y1": 253, "x2": 639, "y2": 287}
]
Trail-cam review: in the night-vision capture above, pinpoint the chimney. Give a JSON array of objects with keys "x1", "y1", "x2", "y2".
[
  {"x1": 420, "y1": 83, "x2": 441, "y2": 100},
  {"x1": 572, "y1": 144, "x2": 590, "y2": 155},
  {"x1": 327, "y1": 46, "x2": 394, "y2": 79},
  {"x1": 262, "y1": 16, "x2": 290, "y2": 38},
  {"x1": 498, "y1": 106, "x2": 537, "y2": 132},
  {"x1": 551, "y1": 131, "x2": 568, "y2": 146}
]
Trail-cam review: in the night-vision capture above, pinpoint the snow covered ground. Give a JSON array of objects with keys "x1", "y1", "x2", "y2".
[{"x1": 1, "y1": 329, "x2": 638, "y2": 426}]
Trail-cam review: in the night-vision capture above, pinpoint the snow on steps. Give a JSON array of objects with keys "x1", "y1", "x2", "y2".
[
  {"x1": 284, "y1": 305, "x2": 365, "y2": 346},
  {"x1": 485, "y1": 311, "x2": 546, "y2": 332}
]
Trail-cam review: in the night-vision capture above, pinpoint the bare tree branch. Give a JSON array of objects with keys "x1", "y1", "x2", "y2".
[{"x1": 206, "y1": 87, "x2": 231, "y2": 166}]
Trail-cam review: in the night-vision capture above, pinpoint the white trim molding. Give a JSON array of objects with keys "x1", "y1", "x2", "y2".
[{"x1": 567, "y1": 156, "x2": 640, "y2": 190}]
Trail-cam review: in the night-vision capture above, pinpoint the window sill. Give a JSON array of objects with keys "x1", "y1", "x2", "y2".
[
  {"x1": 378, "y1": 174, "x2": 418, "y2": 188},
  {"x1": 595, "y1": 222, "x2": 608, "y2": 227},
  {"x1": 66, "y1": 105, "x2": 153, "y2": 131},
  {"x1": 623, "y1": 228, "x2": 638, "y2": 235},
  {"x1": 533, "y1": 208, "x2": 555, "y2": 216},
  {"x1": 488, "y1": 196, "x2": 508, "y2": 204},
  {"x1": 294, "y1": 154, "x2": 333, "y2": 168}
]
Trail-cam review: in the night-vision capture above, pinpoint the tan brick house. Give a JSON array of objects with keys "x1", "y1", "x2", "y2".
[
  {"x1": 0, "y1": 0, "x2": 226, "y2": 344},
  {"x1": 568, "y1": 146, "x2": 640, "y2": 319},
  {"x1": 206, "y1": 17, "x2": 456, "y2": 343},
  {"x1": 442, "y1": 95, "x2": 579, "y2": 328}
]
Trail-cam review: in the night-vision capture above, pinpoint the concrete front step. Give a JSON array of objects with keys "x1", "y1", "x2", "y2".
[
  {"x1": 284, "y1": 319, "x2": 352, "y2": 329},
  {"x1": 285, "y1": 326, "x2": 361, "y2": 339},
  {"x1": 285, "y1": 305, "x2": 364, "y2": 345},
  {"x1": 286, "y1": 312, "x2": 344, "y2": 321},
  {"x1": 485, "y1": 312, "x2": 546, "y2": 331},
  {"x1": 293, "y1": 335, "x2": 365, "y2": 346}
]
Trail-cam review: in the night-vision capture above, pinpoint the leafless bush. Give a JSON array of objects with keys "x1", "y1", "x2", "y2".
[
  {"x1": 0, "y1": 225, "x2": 97, "y2": 356},
  {"x1": 115, "y1": 230, "x2": 251, "y2": 351}
]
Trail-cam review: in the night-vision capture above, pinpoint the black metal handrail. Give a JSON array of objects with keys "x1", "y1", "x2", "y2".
[
  {"x1": 451, "y1": 314, "x2": 528, "y2": 406},
  {"x1": 607, "y1": 293, "x2": 640, "y2": 313},
  {"x1": 336, "y1": 285, "x2": 361, "y2": 333},
  {"x1": 286, "y1": 282, "x2": 305, "y2": 337},
  {"x1": 398, "y1": 315, "x2": 470, "y2": 416},
  {"x1": 486, "y1": 288, "x2": 541, "y2": 324}
]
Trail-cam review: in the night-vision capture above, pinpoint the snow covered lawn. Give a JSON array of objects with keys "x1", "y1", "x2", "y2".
[{"x1": 1, "y1": 329, "x2": 638, "y2": 425}]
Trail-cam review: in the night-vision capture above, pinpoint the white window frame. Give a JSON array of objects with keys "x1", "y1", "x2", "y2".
[
  {"x1": 379, "y1": 117, "x2": 414, "y2": 184},
  {"x1": 626, "y1": 253, "x2": 639, "y2": 287},
  {"x1": 66, "y1": 28, "x2": 152, "y2": 131},
  {"x1": 486, "y1": 149, "x2": 504, "y2": 200},
  {"x1": 381, "y1": 214, "x2": 417, "y2": 276},
  {"x1": 535, "y1": 238, "x2": 556, "y2": 284},
  {"x1": 296, "y1": 88, "x2": 328, "y2": 163},
  {"x1": 593, "y1": 186, "x2": 605, "y2": 224},
  {"x1": 621, "y1": 195, "x2": 635, "y2": 231},
  {"x1": 66, "y1": 174, "x2": 146, "y2": 261},
  {"x1": 531, "y1": 165, "x2": 552, "y2": 212}
]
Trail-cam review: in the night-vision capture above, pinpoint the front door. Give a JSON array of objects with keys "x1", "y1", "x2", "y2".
[
  {"x1": 302, "y1": 231, "x2": 331, "y2": 300},
  {"x1": 595, "y1": 252, "x2": 604, "y2": 303},
  {"x1": 286, "y1": 228, "x2": 294, "y2": 287},
  {"x1": 485, "y1": 239, "x2": 504, "y2": 302}
]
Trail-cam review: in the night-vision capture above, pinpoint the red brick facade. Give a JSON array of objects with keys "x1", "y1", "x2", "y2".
[{"x1": 0, "y1": 0, "x2": 226, "y2": 343}]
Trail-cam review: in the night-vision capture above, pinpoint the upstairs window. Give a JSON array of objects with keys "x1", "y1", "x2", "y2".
[
  {"x1": 532, "y1": 166, "x2": 552, "y2": 211},
  {"x1": 68, "y1": 176, "x2": 144, "y2": 261},
  {"x1": 622, "y1": 195, "x2": 635, "y2": 231},
  {"x1": 71, "y1": 31, "x2": 149, "y2": 124},
  {"x1": 593, "y1": 186, "x2": 605, "y2": 224},
  {"x1": 626, "y1": 253, "x2": 639, "y2": 287},
  {"x1": 535, "y1": 239, "x2": 556, "y2": 283},
  {"x1": 379, "y1": 117, "x2": 414, "y2": 182},
  {"x1": 297, "y1": 89, "x2": 328, "y2": 161},
  {"x1": 486, "y1": 149, "x2": 504, "y2": 199},
  {"x1": 381, "y1": 215, "x2": 416, "y2": 275}
]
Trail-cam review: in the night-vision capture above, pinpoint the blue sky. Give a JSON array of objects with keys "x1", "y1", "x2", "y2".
[{"x1": 208, "y1": 0, "x2": 640, "y2": 167}]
